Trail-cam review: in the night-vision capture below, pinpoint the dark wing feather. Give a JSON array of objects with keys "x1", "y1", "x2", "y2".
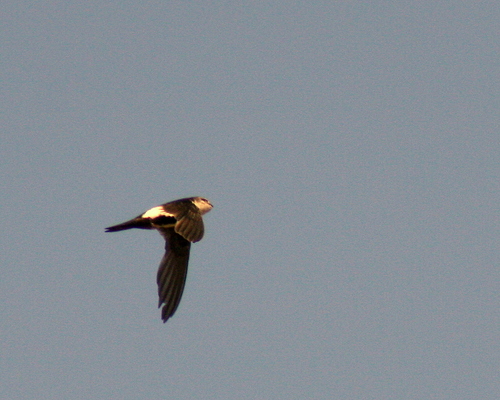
[
  {"x1": 157, "y1": 228, "x2": 191, "y2": 323},
  {"x1": 163, "y1": 200, "x2": 205, "y2": 242},
  {"x1": 174, "y1": 212, "x2": 204, "y2": 242}
]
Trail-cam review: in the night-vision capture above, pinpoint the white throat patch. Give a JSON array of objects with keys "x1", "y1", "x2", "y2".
[{"x1": 193, "y1": 198, "x2": 213, "y2": 215}]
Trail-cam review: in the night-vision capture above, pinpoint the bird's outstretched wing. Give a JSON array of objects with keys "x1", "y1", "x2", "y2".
[{"x1": 157, "y1": 228, "x2": 191, "y2": 323}]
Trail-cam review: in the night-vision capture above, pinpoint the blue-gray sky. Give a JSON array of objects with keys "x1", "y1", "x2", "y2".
[{"x1": 2, "y1": 2, "x2": 498, "y2": 399}]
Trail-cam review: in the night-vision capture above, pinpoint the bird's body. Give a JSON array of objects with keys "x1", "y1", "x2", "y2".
[{"x1": 105, "y1": 197, "x2": 213, "y2": 323}]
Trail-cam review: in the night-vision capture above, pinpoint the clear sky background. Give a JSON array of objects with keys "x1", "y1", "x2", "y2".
[{"x1": 1, "y1": 2, "x2": 498, "y2": 399}]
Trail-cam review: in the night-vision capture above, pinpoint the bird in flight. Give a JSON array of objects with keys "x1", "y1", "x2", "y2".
[{"x1": 105, "y1": 197, "x2": 213, "y2": 323}]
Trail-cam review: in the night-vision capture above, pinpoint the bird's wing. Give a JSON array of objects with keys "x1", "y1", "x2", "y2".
[
  {"x1": 163, "y1": 200, "x2": 205, "y2": 242},
  {"x1": 156, "y1": 228, "x2": 191, "y2": 323}
]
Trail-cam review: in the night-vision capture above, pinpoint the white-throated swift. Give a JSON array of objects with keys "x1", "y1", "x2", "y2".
[{"x1": 105, "y1": 197, "x2": 213, "y2": 323}]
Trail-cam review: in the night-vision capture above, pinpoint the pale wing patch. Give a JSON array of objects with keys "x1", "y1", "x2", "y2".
[{"x1": 142, "y1": 206, "x2": 175, "y2": 219}]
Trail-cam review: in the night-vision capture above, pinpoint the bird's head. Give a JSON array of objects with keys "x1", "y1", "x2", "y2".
[{"x1": 193, "y1": 197, "x2": 213, "y2": 215}]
